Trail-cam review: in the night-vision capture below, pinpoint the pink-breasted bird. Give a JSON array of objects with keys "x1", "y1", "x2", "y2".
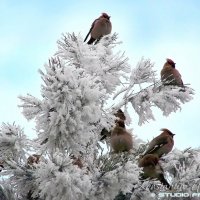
[
  {"x1": 110, "y1": 121, "x2": 133, "y2": 153},
  {"x1": 161, "y1": 58, "x2": 183, "y2": 87},
  {"x1": 84, "y1": 13, "x2": 112, "y2": 45},
  {"x1": 143, "y1": 128, "x2": 175, "y2": 158},
  {"x1": 138, "y1": 154, "x2": 171, "y2": 189}
]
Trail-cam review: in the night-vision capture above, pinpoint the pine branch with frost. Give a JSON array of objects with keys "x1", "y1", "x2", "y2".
[
  {"x1": 91, "y1": 149, "x2": 168, "y2": 200},
  {"x1": 112, "y1": 57, "x2": 194, "y2": 125},
  {"x1": 56, "y1": 33, "x2": 130, "y2": 94},
  {"x1": 10, "y1": 32, "x2": 196, "y2": 199},
  {"x1": 9, "y1": 167, "x2": 37, "y2": 200},
  {"x1": 20, "y1": 63, "x2": 102, "y2": 155},
  {"x1": 0, "y1": 123, "x2": 41, "y2": 199},
  {"x1": 91, "y1": 155, "x2": 140, "y2": 200},
  {"x1": 37, "y1": 62, "x2": 105, "y2": 154},
  {"x1": 34, "y1": 152, "x2": 92, "y2": 200},
  {"x1": 130, "y1": 57, "x2": 156, "y2": 84},
  {"x1": 162, "y1": 148, "x2": 200, "y2": 194},
  {"x1": 0, "y1": 123, "x2": 30, "y2": 164},
  {"x1": 19, "y1": 33, "x2": 130, "y2": 157},
  {"x1": 0, "y1": 182, "x2": 16, "y2": 200},
  {"x1": 128, "y1": 85, "x2": 194, "y2": 125},
  {"x1": 18, "y1": 94, "x2": 43, "y2": 121}
]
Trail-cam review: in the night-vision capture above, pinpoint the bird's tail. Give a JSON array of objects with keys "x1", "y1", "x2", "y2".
[
  {"x1": 159, "y1": 174, "x2": 172, "y2": 190},
  {"x1": 87, "y1": 37, "x2": 96, "y2": 44},
  {"x1": 84, "y1": 32, "x2": 90, "y2": 42},
  {"x1": 84, "y1": 26, "x2": 93, "y2": 42}
]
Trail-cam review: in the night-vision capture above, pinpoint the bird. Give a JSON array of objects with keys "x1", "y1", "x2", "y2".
[
  {"x1": 143, "y1": 128, "x2": 175, "y2": 158},
  {"x1": 161, "y1": 58, "x2": 184, "y2": 87},
  {"x1": 114, "y1": 109, "x2": 126, "y2": 121},
  {"x1": 100, "y1": 109, "x2": 126, "y2": 141},
  {"x1": 27, "y1": 154, "x2": 41, "y2": 166},
  {"x1": 84, "y1": 13, "x2": 112, "y2": 45},
  {"x1": 138, "y1": 154, "x2": 172, "y2": 189},
  {"x1": 110, "y1": 121, "x2": 133, "y2": 153},
  {"x1": 70, "y1": 155, "x2": 84, "y2": 169}
]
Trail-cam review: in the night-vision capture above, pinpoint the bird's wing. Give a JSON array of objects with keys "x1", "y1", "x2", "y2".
[
  {"x1": 84, "y1": 18, "x2": 98, "y2": 42},
  {"x1": 173, "y1": 69, "x2": 184, "y2": 85},
  {"x1": 144, "y1": 136, "x2": 168, "y2": 155},
  {"x1": 174, "y1": 68, "x2": 182, "y2": 78}
]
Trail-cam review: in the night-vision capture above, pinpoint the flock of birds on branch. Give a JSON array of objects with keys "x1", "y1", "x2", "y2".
[
  {"x1": 27, "y1": 12, "x2": 184, "y2": 190},
  {"x1": 84, "y1": 12, "x2": 184, "y2": 189},
  {"x1": 0, "y1": 13, "x2": 187, "y2": 193},
  {"x1": 100, "y1": 109, "x2": 174, "y2": 189}
]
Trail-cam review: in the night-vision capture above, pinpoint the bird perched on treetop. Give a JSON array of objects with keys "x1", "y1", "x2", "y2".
[
  {"x1": 138, "y1": 154, "x2": 172, "y2": 189},
  {"x1": 110, "y1": 120, "x2": 133, "y2": 153},
  {"x1": 143, "y1": 128, "x2": 175, "y2": 158},
  {"x1": 161, "y1": 58, "x2": 184, "y2": 87},
  {"x1": 84, "y1": 13, "x2": 112, "y2": 45}
]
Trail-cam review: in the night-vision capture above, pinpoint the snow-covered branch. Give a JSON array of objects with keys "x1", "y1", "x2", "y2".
[
  {"x1": 1, "y1": 32, "x2": 195, "y2": 199},
  {"x1": 0, "y1": 123, "x2": 29, "y2": 164},
  {"x1": 112, "y1": 57, "x2": 194, "y2": 125},
  {"x1": 130, "y1": 57, "x2": 156, "y2": 84}
]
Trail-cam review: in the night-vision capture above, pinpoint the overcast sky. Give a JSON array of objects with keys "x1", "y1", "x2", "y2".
[{"x1": 0, "y1": 0, "x2": 200, "y2": 150}]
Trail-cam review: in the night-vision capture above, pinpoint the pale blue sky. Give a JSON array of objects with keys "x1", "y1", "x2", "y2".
[{"x1": 0, "y1": 0, "x2": 200, "y2": 149}]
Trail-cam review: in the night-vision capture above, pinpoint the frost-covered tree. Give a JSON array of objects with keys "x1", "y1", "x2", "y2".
[{"x1": 0, "y1": 33, "x2": 198, "y2": 200}]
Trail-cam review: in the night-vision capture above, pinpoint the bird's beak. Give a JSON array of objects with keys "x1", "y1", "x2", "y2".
[{"x1": 173, "y1": 134, "x2": 175, "y2": 136}]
